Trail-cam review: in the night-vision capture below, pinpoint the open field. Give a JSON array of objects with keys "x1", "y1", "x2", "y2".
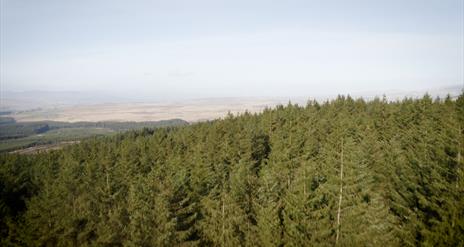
[
  {"x1": 6, "y1": 98, "x2": 289, "y2": 123},
  {"x1": 3, "y1": 86, "x2": 461, "y2": 123}
]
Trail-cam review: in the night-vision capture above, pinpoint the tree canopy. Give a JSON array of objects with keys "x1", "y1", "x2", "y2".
[{"x1": 1, "y1": 94, "x2": 463, "y2": 246}]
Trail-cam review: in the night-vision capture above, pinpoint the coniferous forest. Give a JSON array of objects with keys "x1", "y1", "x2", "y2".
[{"x1": 1, "y1": 94, "x2": 463, "y2": 246}]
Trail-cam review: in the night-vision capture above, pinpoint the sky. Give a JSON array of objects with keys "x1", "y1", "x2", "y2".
[{"x1": 1, "y1": 0, "x2": 463, "y2": 100}]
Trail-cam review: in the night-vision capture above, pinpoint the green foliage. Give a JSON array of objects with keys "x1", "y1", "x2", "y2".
[
  {"x1": 0, "y1": 94, "x2": 463, "y2": 246},
  {"x1": 0, "y1": 119, "x2": 188, "y2": 152}
]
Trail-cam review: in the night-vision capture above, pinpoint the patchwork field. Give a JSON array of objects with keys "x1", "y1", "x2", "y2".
[{"x1": 7, "y1": 98, "x2": 289, "y2": 123}]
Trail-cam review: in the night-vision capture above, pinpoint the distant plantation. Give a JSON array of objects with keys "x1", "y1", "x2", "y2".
[
  {"x1": 1, "y1": 94, "x2": 463, "y2": 246},
  {"x1": 0, "y1": 118, "x2": 188, "y2": 152}
]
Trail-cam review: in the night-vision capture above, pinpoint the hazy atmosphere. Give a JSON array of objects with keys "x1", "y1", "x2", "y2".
[
  {"x1": 1, "y1": 0, "x2": 463, "y2": 100},
  {"x1": 1, "y1": 1, "x2": 464, "y2": 246}
]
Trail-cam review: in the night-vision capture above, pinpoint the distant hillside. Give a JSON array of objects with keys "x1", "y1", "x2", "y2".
[
  {"x1": 0, "y1": 90, "x2": 130, "y2": 111},
  {"x1": 2, "y1": 85, "x2": 461, "y2": 123},
  {"x1": 0, "y1": 118, "x2": 188, "y2": 152}
]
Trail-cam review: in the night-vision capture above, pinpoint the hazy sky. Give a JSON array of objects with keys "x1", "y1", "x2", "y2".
[{"x1": 1, "y1": 0, "x2": 463, "y2": 99}]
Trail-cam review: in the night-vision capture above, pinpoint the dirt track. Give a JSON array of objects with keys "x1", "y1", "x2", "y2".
[{"x1": 10, "y1": 141, "x2": 80, "y2": 154}]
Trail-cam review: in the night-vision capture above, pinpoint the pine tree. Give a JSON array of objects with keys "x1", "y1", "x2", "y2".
[{"x1": 125, "y1": 173, "x2": 176, "y2": 247}]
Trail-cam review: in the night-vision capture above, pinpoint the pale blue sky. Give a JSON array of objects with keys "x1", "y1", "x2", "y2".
[{"x1": 1, "y1": 0, "x2": 463, "y2": 99}]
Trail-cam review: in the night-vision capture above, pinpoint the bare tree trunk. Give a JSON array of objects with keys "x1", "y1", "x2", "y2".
[
  {"x1": 457, "y1": 125, "x2": 462, "y2": 190},
  {"x1": 456, "y1": 126, "x2": 462, "y2": 184},
  {"x1": 458, "y1": 150, "x2": 461, "y2": 189},
  {"x1": 455, "y1": 126, "x2": 462, "y2": 227},
  {"x1": 303, "y1": 167, "x2": 307, "y2": 197},
  {"x1": 222, "y1": 197, "x2": 225, "y2": 247},
  {"x1": 106, "y1": 170, "x2": 110, "y2": 193},
  {"x1": 288, "y1": 175, "x2": 291, "y2": 190},
  {"x1": 336, "y1": 138, "x2": 344, "y2": 245}
]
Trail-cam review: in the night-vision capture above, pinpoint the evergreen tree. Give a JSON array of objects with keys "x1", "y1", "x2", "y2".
[{"x1": 1, "y1": 92, "x2": 463, "y2": 246}]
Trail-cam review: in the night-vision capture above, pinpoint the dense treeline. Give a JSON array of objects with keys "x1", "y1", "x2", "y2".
[
  {"x1": 0, "y1": 119, "x2": 50, "y2": 140},
  {"x1": 0, "y1": 118, "x2": 187, "y2": 140},
  {"x1": 1, "y1": 94, "x2": 463, "y2": 246}
]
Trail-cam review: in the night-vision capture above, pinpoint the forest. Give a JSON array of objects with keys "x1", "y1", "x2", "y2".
[
  {"x1": 0, "y1": 118, "x2": 188, "y2": 139},
  {"x1": 0, "y1": 118, "x2": 187, "y2": 152},
  {"x1": 0, "y1": 94, "x2": 463, "y2": 246}
]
